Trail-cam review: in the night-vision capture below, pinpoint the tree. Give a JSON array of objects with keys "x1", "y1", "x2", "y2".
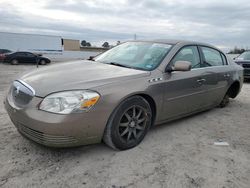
[
  {"x1": 81, "y1": 40, "x2": 87, "y2": 47},
  {"x1": 81, "y1": 40, "x2": 92, "y2": 47},
  {"x1": 228, "y1": 46, "x2": 245, "y2": 54},
  {"x1": 102, "y1": 42, "x2": 110, "y2": 48}
]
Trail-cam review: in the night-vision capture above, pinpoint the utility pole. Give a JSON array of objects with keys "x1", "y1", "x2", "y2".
[{"x1": 134, "y1": 34, "x2": 137, "y2": 40}]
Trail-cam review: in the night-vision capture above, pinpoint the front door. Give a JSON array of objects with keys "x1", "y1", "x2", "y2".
[
  {"x1": 24, "y1": 52, "x2": 36, "y2": 63},
  {"x1": 160, "y1": 45, "x2": 207, "y2": 121}
]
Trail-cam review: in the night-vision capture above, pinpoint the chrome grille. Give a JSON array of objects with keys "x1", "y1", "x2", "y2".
[
  {"x1": 242, "y1": 64, "x2": 250, "y2": 68},
  {"x1": 244, "y1": 69, "x2": 250, "y2": 75},
  {"x1": 18, "y1": 123, "x2": 78, "y2": 146},
  {"x1": 10, "y1": 80, "x2": 35, "y2": 108}
]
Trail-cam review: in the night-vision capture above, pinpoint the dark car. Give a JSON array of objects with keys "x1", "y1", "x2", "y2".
[
  {"x1": 0, "y1": 49, "x2": 12, "y2": 62},
  {"x1": 4, "y1": 52, "x2": 51, "y2": 65},
  {"x1": 234, "y1": 51, "x2": 250, "y2": 79}
]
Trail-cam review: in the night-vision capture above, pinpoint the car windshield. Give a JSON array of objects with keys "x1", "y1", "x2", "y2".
[
  {"x1": 95, "y1": 42, "x2": 173, "y2": 71},
  {"x1": 237, "y1": 51, "x2": 250, "y2": 60}
]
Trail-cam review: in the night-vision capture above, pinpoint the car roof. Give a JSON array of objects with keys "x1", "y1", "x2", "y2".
[
  {"x1": 14, "y1": 51, "x2": 32, "y2": 53},
  {"x1": 11, "y1": 51, "x2": 35, "y2": 54},
  {"x1": 127, "y1": 39, "x2": 222, "y2": 52},
  {"x1": 150, "y1": 39, "x2": 192, "y2": 45},
  {"x1": 133, "y1": 39, "x2": 210, "y2": 45}
]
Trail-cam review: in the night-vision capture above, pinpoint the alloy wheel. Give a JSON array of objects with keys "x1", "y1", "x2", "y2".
[{"x1": 118, "y1": 105, "x2": 148, "y2": 142}]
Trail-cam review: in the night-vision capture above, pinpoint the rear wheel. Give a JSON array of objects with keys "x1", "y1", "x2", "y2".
[
  {"x1": 10, "y1": 59, "x2": 18, "y2": 65},
  {"x1": 103, "y1": 96, "x2": 152, "y2": 150},
  {"x1": 39, "y1": 60, "x2": 47, "y2": 65}
]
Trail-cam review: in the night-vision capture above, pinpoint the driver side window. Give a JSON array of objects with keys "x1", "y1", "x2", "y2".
[{"x1": 172, "y1": 46, "x2": 201, "y2": 69}]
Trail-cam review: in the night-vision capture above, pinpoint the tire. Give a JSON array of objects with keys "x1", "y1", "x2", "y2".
[
  {"x1": 10, "y1": 59, "x2": 18, "y2": 65},
  {"x1": 103, "y1": 96, "x2": 152, "y2": 150},
  {"x1": 219, "y1": 93, "x2": 230, "y2": 108},
  {"x1": 39, "y1": 60, "x2": 47, "y2": 65}
]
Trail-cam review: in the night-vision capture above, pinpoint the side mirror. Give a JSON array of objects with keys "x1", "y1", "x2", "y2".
[
  {"x1": 166, "y1": 61, "x2": 191, "y2": 72},
  {"x1": 88, "y1": 56, "x2": 95, "y2": 61}
]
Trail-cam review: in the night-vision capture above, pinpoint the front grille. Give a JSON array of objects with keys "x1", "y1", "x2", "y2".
[
  {"x1": 242, "y1": 64, "x2": 250, "y2": 68},
  {"x1": 18, "y1": 123, "x2": 78, "y2": 146},
  {"x1": 10, "y1": 80, "x2": 35, "y2": 108},
  {"x1": 244, "y1": 69, "x2": 250, "y2": 75}
]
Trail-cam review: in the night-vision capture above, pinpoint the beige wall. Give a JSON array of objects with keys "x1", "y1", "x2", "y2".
[{"x1": 63, "y1": 39, "x2": 80, "y2": 51}]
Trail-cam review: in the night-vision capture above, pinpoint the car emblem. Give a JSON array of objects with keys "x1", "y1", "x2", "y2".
[
  {"x1": 16, "y1": 86, "x2": 20, "y2": 94},
  {"x1": 14, "y1": 86, "x2": 20, "y2": 97}
]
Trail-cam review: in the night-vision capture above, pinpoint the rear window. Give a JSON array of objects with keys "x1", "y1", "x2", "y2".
[
  {"x1": 201, "y1": 47, "x2": 223, "y2": 67},
  {"x1": 15, "y1": 52, "x2": 26, "y2": 56}
]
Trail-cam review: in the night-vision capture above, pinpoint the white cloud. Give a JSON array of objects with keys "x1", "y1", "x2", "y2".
[{"x1": 0, "y1": 0, "x2": 250, "y2": 49}]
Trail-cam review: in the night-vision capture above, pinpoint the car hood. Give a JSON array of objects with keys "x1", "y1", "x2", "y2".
[
  {"x1": 19, "y1": 60, "x2": 150, "y2": 97},
  {"x1": 234, "y1": 60, "x2": 250, "y2": 63}
]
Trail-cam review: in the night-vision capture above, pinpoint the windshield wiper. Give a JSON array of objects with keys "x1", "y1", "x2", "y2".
[{"x1": 108, "y1": 62, "x2": 133, "y2": 69}]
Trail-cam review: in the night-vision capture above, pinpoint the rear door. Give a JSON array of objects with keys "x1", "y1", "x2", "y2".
[
  {"x1": 161, "y1": 45, "x2": 208, "y2": 121},
  {"x1": 198, "y1": 46, "x2": 231, "y2": 106},
  {"x1": 15, "y1": 52, "x2": 26, "y2": 63}
]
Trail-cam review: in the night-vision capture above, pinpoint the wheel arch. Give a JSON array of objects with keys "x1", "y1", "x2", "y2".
[
  {"x1": 227, "y1": 80, "x2": 241, "y2": 98},
  {"x1": 110, "y1": 92, "x2": 157, "y2": 126},
  {"x1": 136, "y1": 93, "x2": 157, "y2": 125}
]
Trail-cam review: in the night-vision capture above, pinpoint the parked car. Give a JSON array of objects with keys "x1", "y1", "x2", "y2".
[
  {"x1": 234, "y1": 51, "x2": 250, "y2": 79},
  {"x1": 0, "y1": 49, "x2": 12, "y2": 62},
  {"x1": 4, "y1": 40, "x2": 243, "y2": 150},
  {"x1": 4, "y1": 52, "x2": 51, "y2": 65}
]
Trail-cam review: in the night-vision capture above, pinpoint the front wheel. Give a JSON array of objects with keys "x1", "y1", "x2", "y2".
[
  {"x1": 39, "y1": 60, "x2": 47, "y2": 65},
  {"x1": 10, "y1": 59, "x2": 18, "y2": 65},
  {"x1": 103, "y1": 96, "x2": 152, "y2": 150}
]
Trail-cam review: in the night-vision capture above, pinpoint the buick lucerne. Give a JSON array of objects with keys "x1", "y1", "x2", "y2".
[{"x1": 4, "y1": 40, "x2": 243, "y2": 150}]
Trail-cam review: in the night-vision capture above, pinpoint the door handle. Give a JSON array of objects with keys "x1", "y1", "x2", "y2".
[{"x1": 196, "y1": 78, "x2": 206, "y2": 83}]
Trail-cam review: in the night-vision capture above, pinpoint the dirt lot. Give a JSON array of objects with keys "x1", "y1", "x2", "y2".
[{"x1": 0, "y1": 63, "x2": 249, "y2": 188}]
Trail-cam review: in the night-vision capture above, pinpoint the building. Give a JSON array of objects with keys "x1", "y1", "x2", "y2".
[
  {"x1": 63, "y1": 39, "x2": 80, "y2": 51},
  {"x1": 0, "y1": 32, "x2": 108, "y2": 61},
  {"x1": 0, "y1": 32, "x2": 63, "y2": 54}
]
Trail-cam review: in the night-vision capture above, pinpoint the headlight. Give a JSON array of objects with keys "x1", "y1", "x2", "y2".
[{"x1": 39, "y1": 90, "x2": 100, "y2": 114}]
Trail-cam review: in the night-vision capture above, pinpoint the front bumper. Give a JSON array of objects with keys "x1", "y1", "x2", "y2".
[{"x1": 4, "y1": 96, "x2": 108, "y2": 147}]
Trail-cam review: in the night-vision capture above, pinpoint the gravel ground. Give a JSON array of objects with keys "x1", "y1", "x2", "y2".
[{"x1": 0, "y1": 63, "x2": 249, "y2": 188}]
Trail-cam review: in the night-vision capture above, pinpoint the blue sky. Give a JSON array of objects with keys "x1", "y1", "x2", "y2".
[{"x1": 0, "y1": 0, "x2": 250, "y2": 51}]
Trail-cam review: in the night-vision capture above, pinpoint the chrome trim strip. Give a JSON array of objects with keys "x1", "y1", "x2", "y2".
[
  {"x1": 190, "y1": 65, "x2": 229, "y2": 71},
  {"x1": 16, "y1": 79, "x2": 36, "y2": 96},
  {"x1": 167, "y1": 85, "x2": 225, "y2": 101},
  {"x1": 170, "y1": 65, "x2": 230, "y2": 73}
]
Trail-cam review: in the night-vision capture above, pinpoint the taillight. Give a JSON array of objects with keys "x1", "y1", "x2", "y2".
[{"x1": 0, "y1": 54, "x2": 6, "y2": 59}]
